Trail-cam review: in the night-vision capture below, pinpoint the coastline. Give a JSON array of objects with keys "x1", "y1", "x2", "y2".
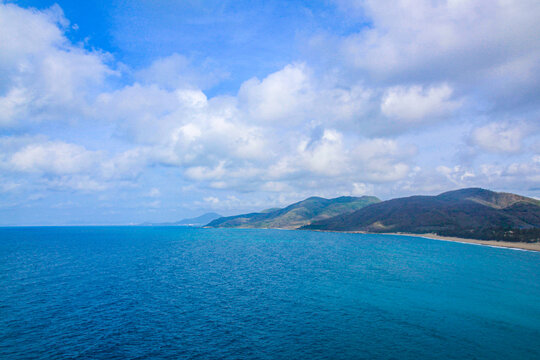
[
  {"x1": 306, "y1": 229, "x2": 540, "y2": 252},
  {"x1": 381, "y1": 232, "x2": 540, "y2": 252},
  {"x1": 208, "y1": 227, "x2": 540, "y2": 252}
]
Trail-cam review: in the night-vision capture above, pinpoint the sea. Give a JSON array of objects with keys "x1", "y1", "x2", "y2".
[{"x1": 1, "y1": 227, "x2": 539, "y2": 359}]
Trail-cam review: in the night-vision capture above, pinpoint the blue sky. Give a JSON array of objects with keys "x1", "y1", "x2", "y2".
[{"x1": 1, "y1": 0, "x2": 539, "y2": 225}]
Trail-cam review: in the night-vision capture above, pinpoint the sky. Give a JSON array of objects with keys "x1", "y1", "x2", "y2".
[{"x1": 1, "y1": 0, "x2": 539, "y2": 225}]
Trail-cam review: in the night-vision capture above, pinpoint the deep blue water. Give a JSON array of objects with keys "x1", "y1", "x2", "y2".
[{"x1": 1, "y1": 227, "x2": 539, "y2": 359}]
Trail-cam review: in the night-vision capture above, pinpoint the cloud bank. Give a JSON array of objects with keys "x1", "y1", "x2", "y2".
[{"x1": 0, "y1": 0, "x2": 539, "y2": 224}]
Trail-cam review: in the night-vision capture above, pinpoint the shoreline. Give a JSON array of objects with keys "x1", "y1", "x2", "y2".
[
  {"x1": 380, "y1": 232, "x2": 540, "y2": 252},
  {"x1": 306, "y1": 229, "x2": 540, "y2": 252}
]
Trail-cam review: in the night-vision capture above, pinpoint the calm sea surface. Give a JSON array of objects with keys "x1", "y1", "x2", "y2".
[{"x1": 1, "y1": 227, "x2": 539, "y2": 359}]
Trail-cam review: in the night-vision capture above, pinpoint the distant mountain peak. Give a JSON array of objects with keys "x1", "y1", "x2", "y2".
[
  {"x1": 438, "y1": 187, "x2": 540, "y2": 209},
  {"x1": 174, "y1": 212, "x2": 222, "y2": 226},
  {"x1": 142, "y1": 212, "x2": 222, "y2": 226}
]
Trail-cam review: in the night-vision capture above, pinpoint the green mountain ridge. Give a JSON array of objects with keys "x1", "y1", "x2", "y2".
[
  {"x1": 302, "y1": 188, "x2": 540, "y2": 242},
  {"x1": 206, "y1": 196, "x2": 381, "y2": 229}
]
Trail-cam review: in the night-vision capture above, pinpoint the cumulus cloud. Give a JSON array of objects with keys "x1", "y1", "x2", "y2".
[
  {"x1": 470, "y1": 122, "x2": 530, "y2": 153},
  {"x1": 2, "y1": 137, "x2": 153, "y2": 192},
  {"x1": 336, "y1": 0, "x2": 540, "y2": 80},
  {"x1": 10, "y1": 141, "x2": 100, "y2": 175},
  {"x1": 0, "y1": 3, "x2": 114, "y2": 127},
  {"x1": 352, "y1": 138, "x2": 414, "y2": 182},
  {"x1": 238, "y1": 63, "x2": 374, "y2": 127},
  {"x1": 299, "y1": 129, "x2": 347, "y2": 176},
  {"x1": 239, "y1": 63, "x2": 312, "y2": 123},
  {"x1": 0, "y1": 3, "x2": 422, "y2": 199},
  {"x1": 2, "y1": 1, "x2": 540, "y2": 223},
  {"x1": 436, "y1": 165, "x2": 476, "y2": 185},
  {"x1": 381, "y1": 84, "x2": 460, "y2": 122},
  {"x1": 91, "y1": 60, "x2": 405, "y2": 195},
  {"x1": 258, "y1": 132, "x2": 415, "y2": 190},
  {"x1": 321, "y1": 0, "x2": 540, "y2": 133}
]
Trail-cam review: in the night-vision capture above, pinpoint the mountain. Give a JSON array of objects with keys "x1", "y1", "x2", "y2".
[
  {"x1": 302, "y1": 188, "x2": 540, "y2": 242},
  {"x1": 174, "y1": 212, "x2": 223, "y2": 226},
  {"x1": 142, "y1": 212, "x2": 222, "y2": 226},
  {"x1": 206, "y1": 196, "x2": 380, "y2": 229}
]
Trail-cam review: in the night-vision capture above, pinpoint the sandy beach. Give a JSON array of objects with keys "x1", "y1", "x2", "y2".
[
  {"x1": 305, "y1": 229, "x2": 540, "y2": 252},
  {"x1": 382, "y1": 232, "x2": 540, "y2": 252}
]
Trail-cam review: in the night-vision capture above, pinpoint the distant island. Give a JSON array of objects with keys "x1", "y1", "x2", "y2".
[
  {"x1": 205, "y1": 188, "x2": 540, "y2": 249},
  {"x1": 142, "y1": 212, "x2": 222, "y2": 227}
]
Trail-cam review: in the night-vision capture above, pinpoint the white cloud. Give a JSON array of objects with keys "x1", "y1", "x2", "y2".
[
  {"x1": 351, "y1": 182, "x2": 373, "y2": 196},
  {"x1": 437, "y1": 165, "x2": 476, "y2": 185},
  {"x1": 482, "y1": 158, "x2": 540, "y2": 184},
  {"x1": 238, "y1": 63, "x2": 374, "y2": 127},
  {"x1": 184, "y1": 162, "x2": 227, "y2": 181},
  {"x1": 0, "y1": 3, "x2": 114, "y2": 127},
  {"x1": 96, "y1": 82, "x2": 271, "y2": 170},
  {"x1": 0, "y1": 88, "x2": 28, "y2": 126},
  {"x1": 321, "y1": 0, "x2": 540, "y2": 130},
  {"x1": 89, "y1": 57, "x2": 424, "y2": 194},
  {"x1": 101, "y1": 147, "x2": 151, "y2": 180},
  {"x1": 299, "y1": 129, "x2": 348, "y2": 176},
  {"x1": 239, "y1": 63, "x2": 312, "y2": 123},
  {"x1": 381, "y1": 84, "x2": 460, "y2": 122},
  {"x1": 423, "y1": 157, "x2": 540, "y2": 194},
  {"x1": 352, "y1": 138, "x2": 413, "y2": 182},
  {"x1": 2, "y1": 1, "x2": 540, "y2": 221},
  {"x1": 95, "y1": 84, "x2": 187, "y2": 143},
  {"x1": 10, "y1": 141, "x2": 100, "y2": 175},
  {"x1": 3, "y1": 137, "x2": 155, "y2": 192},
  {"x1": 471, "y1": 122, "x2": 529, "y2": 153},
  {"x1": 336, "y1": 0, "x2": 540, "y2": 81}
]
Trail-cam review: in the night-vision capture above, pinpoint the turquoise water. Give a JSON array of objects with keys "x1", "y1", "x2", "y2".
[{"x1": 1, "y1": 227, "x2": 539, "y2": 359}]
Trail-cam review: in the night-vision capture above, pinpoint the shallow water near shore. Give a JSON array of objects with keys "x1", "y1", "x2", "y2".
[{"x1": 1, "y1": 227, "x2": 539, "y2": 359}]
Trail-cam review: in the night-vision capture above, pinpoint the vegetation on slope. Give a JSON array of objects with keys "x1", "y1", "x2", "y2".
[
  {"x1": 302, "y1": 188, "x2": 540, "y2": 242},
  {"x1": 206, "y1": 196, "x2": 381, "y2": 229}
]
